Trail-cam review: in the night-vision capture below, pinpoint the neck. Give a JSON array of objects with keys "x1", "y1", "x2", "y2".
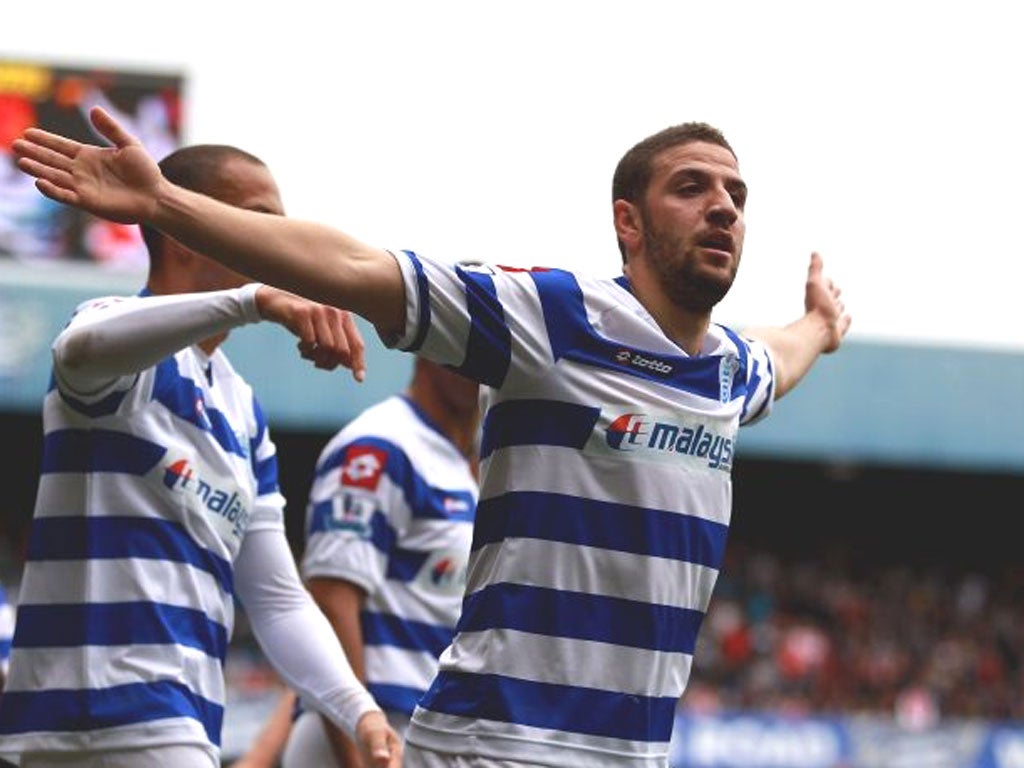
[
  {"x1": 406, "y1": 382, "x2": 478, "y2": 458},
  {"x1": 624, "y1": 260, "x2": 710, "y2": 356}
]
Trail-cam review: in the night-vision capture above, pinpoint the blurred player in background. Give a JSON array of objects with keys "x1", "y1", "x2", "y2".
[
  {"x1": 0, "y1": 141, "x2": 400, "y2": 768},
  {"x1": 234, "y1": 357, "x2": 479, "y2": 767},
  {"x1": 13, "y1": 109, "x2": 850, "y2": 767}
]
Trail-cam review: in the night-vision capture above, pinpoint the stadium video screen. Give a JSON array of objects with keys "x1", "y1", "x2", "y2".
[{"x1": 0, "y1": 58, "x2": 184, "y2": 270}]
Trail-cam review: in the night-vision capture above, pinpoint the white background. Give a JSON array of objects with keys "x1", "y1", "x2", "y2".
[{"x1": 7, "y1": 0, "x2": 1023, "y2": 350}]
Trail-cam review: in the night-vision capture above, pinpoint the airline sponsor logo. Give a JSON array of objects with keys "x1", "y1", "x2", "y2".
[
  {"x1": 418, "y1": 550, "x2": 469, "y2": 596},
  {"x1": 605, "y1": 412, "x2": 734, "y2": 471},
  {"x1": 163, "y1": 458, "x2": 252, "y2": 540}
]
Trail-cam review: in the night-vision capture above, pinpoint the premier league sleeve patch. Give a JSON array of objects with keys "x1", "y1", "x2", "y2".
[{"x1": 340, "y1": 445, "x2": 389, "y2": 491}]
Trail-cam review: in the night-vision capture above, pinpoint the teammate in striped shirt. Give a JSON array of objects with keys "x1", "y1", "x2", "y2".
[
  {"x1": 13, "y1": 111, "x2": 851, "y2": 767},
  {"x1": 0, "y1": 142, "x2": 400, "y2": 768},
  {"x1": 238, "y1": 357, "x2": 479, "y2": 767}
]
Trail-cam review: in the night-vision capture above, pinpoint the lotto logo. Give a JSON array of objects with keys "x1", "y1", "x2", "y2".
[
  {"x1": 340, "y1": 446, "x2": 388, "y2": 490},
  {"x1": 614, "y1": 348, "x2": 673, "y2": 375}
]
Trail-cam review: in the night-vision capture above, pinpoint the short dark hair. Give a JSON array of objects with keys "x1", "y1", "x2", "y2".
[
  {"x1": 612, "y1": 123, "x2": 735, "y2": 261},
  {"x1": 139, "y1": 144, "x2": 267, "y2": 260}
]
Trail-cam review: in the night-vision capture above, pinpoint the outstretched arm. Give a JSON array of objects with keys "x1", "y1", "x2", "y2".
[
  {"x1": 54, "y1": 284, "x2": 366, "y2": 394},
  {"x1": 14, "y1": 107, "x2": 406, "y2": 341},
  {"x1": 744, "y1": 252, "x2": 851, "y2": 400}
]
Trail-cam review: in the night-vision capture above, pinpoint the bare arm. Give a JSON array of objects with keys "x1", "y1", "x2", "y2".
[
  {"x1": 13, "y1": 106, "x2": 406, "y2": 341},
  {"x1": 744, "y1": 252, "x2": 851, "y2": 400},
  {"x1": 307, "y1": 576, "x2": 372, "y2": 768},
  {"x1": 229, "y1": 690, "x2": 297, "y2": 768}
]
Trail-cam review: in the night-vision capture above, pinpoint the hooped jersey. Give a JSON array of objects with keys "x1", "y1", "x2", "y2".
[
  {"x1": 392, "y1": 252, "x2": 776, "y2": 767},
  {"x1": 0, "y1": 294, "x2": 284, "y2": 759},
  {"x1": 301, "y1": 394, "x2": 477, "y2": 716}
]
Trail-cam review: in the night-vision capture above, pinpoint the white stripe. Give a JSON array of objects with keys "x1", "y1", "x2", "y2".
[
  {"x1": 17, "y1": 558, "x2": 232, "y2": 628},
  {"x1": 364, "y1": 644, "x2": 440, "y2": 691},
  {"x1": 373, "y1": 583, "x2": 463, "y2": 627},
  {"x1": 408, "y1": 710, "x2": 669, "y2": 767},
  {"x1": 441, "y1": 629, "x2": 690, "y2": 698},
  {"x1": 6, "y1": 643, "x2": 225, "y2": 704},
  {"x1": 481, "y1": 444, "x2": 732, "y2": 526},
  {"x1": 0, "y1": 717, "x2": 213, "y2": 758},
  {"x1": 469, "y1": 538, "x2": 719, "y2": 609}
]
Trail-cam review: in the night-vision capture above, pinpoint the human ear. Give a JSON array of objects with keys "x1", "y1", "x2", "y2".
[{"x1": 613, "y1": 200, "x2": 642, "y2": 247}]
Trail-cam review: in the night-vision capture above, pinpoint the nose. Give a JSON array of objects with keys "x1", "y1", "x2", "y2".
[{"x1": 706, "y1": 186, "x2": 738, "y2": 228}]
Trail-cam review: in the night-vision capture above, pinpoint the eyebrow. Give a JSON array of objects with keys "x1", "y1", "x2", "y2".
[{"x1": 671, "y1": 167, "x2": 748, "y2": 198}]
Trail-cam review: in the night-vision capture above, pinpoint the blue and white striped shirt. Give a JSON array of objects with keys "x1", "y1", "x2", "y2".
[
  {"x1": 0, "y1": 291, "x2": 283, "y2": 758},
  {"x1": 301, "y1": 394, "x2": 477, "y2": 717},
  {"x1": 393, "y1": 252, "x2": 775, "y2": 767}
]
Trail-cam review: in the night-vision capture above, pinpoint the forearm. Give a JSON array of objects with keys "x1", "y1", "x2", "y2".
[
  {"x1": 234, "y1": 531, "x2": 380, "y2": 737},
  {"x1": 152, "y1": 181, "x2": 406, "y2": 335},
  {"x1": 307, "y1": 577, "x2": 370, "y2": 767},
  {"x1": 745, "y1": 313, "x2": 834, "y2": 400},
  {"x1": 54, "y1": 284, "x2": 261, "y2": 391}
]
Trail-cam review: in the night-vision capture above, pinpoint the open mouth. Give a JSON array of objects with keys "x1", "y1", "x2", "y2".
[{"x1": 698, "y1": 233, "x2": 734, "y2": 255}]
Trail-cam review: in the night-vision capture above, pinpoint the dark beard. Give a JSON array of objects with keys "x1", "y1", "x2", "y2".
[{"x1": 643, "y1": 226, "x2": 735, "y2": 314}]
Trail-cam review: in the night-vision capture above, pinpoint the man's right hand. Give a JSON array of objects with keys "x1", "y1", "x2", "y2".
[
  {"x1": 355, "y1": 710, "x2": 402, "y2": 768},
  {"x1": 13, "y1": 106, "x2": 162, "y2": 225},
  {"x1": 255, "y1": 286, "x2": 368, "y2": 381}
]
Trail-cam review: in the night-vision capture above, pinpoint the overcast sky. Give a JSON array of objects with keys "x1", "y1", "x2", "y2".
[{"x1": 7, "y1": 0, "x2": 1022, "y2": 351}]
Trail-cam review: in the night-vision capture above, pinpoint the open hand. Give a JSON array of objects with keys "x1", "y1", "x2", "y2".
[
  {"x1": 12, "y1": 106, "x2": 162, "y2": 225},
  {"x1": 804, "y1": 252, "x2": 851, "y2": 354}
]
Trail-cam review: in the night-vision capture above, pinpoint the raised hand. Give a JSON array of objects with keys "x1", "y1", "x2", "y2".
[
  {"x1": 12, "y1": 106, "x2": 162, "y2": 225},
  {"x1": 803, "y1": 251, "x2": 851, "y2": 354},
  {"x1": 255, "y1": 286, "x2": 368, "y2": 381}
]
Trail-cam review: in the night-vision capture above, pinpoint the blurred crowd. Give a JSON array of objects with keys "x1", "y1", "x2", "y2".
[{"x1": 682, "y1": 542, "x2": 1024, "y2": 726}]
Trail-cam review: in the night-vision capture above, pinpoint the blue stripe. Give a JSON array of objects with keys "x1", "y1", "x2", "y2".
[
  {"x1": 385, "y1": 547, "x2": 431, "y2": 582},
  {"x1": 472, "y1": 491, "x2": 728, "y2": 568},
  {"x1": 532, "y1": 269, "x2": 743, "y2": 398},
  {"x1": 27, "y1": 516, "x2": 234, "y2": 595},
  {"x1": 252, "y1": 453, "x2": 279, "y2": 496},
  {"x1": 58, "y1": 384, "x2": 131, "y2": 417},
  {"x1": 250, "y1": 397, "x2": 280, "y2": 495},
  {"x1": 362, "y1": 610, "x2": 454, "y2": 657},
  {"x1": 316, "y1": 437, "x2": 475, "y2": 522},
  {"x1": 151, "y1": 358, "x2": 247, "y2": 458},
  {"x1": 418, "y1": 670, "x2": 677, "y2": 743},
  {"x1": 0, "y1": 681, "x2": 224, "y2": 745},
  {"x1": 40, "y1": 429, "x2": 166, "y2": 475},
  {"x1": 368, "y1": 511, "x2": 397, "y2": 554},
  {"x1": 479, "y1": 399, "x2": 600, "y2": 460},
  {"x1": 0, "y1": 639, "x2": 10, "y2": 660},
  {"x1": 401, "y1": 251, "x2": 431, "y2": 353},
  {"x1": 743, "y1": 353, "x2": 774, "y2": 424},
  {"x1": 456, "y1": 582, "x2": 703, "y2": 654},
  {"x1": 14, "y1": 602, "x2": 228, "y2": 660},
  {"x1": 452, "y1": 266, "x2": 511, "y2": 387},
  {"x1": 367, "y1": 682, "x2": 426, "y2": 716}
]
